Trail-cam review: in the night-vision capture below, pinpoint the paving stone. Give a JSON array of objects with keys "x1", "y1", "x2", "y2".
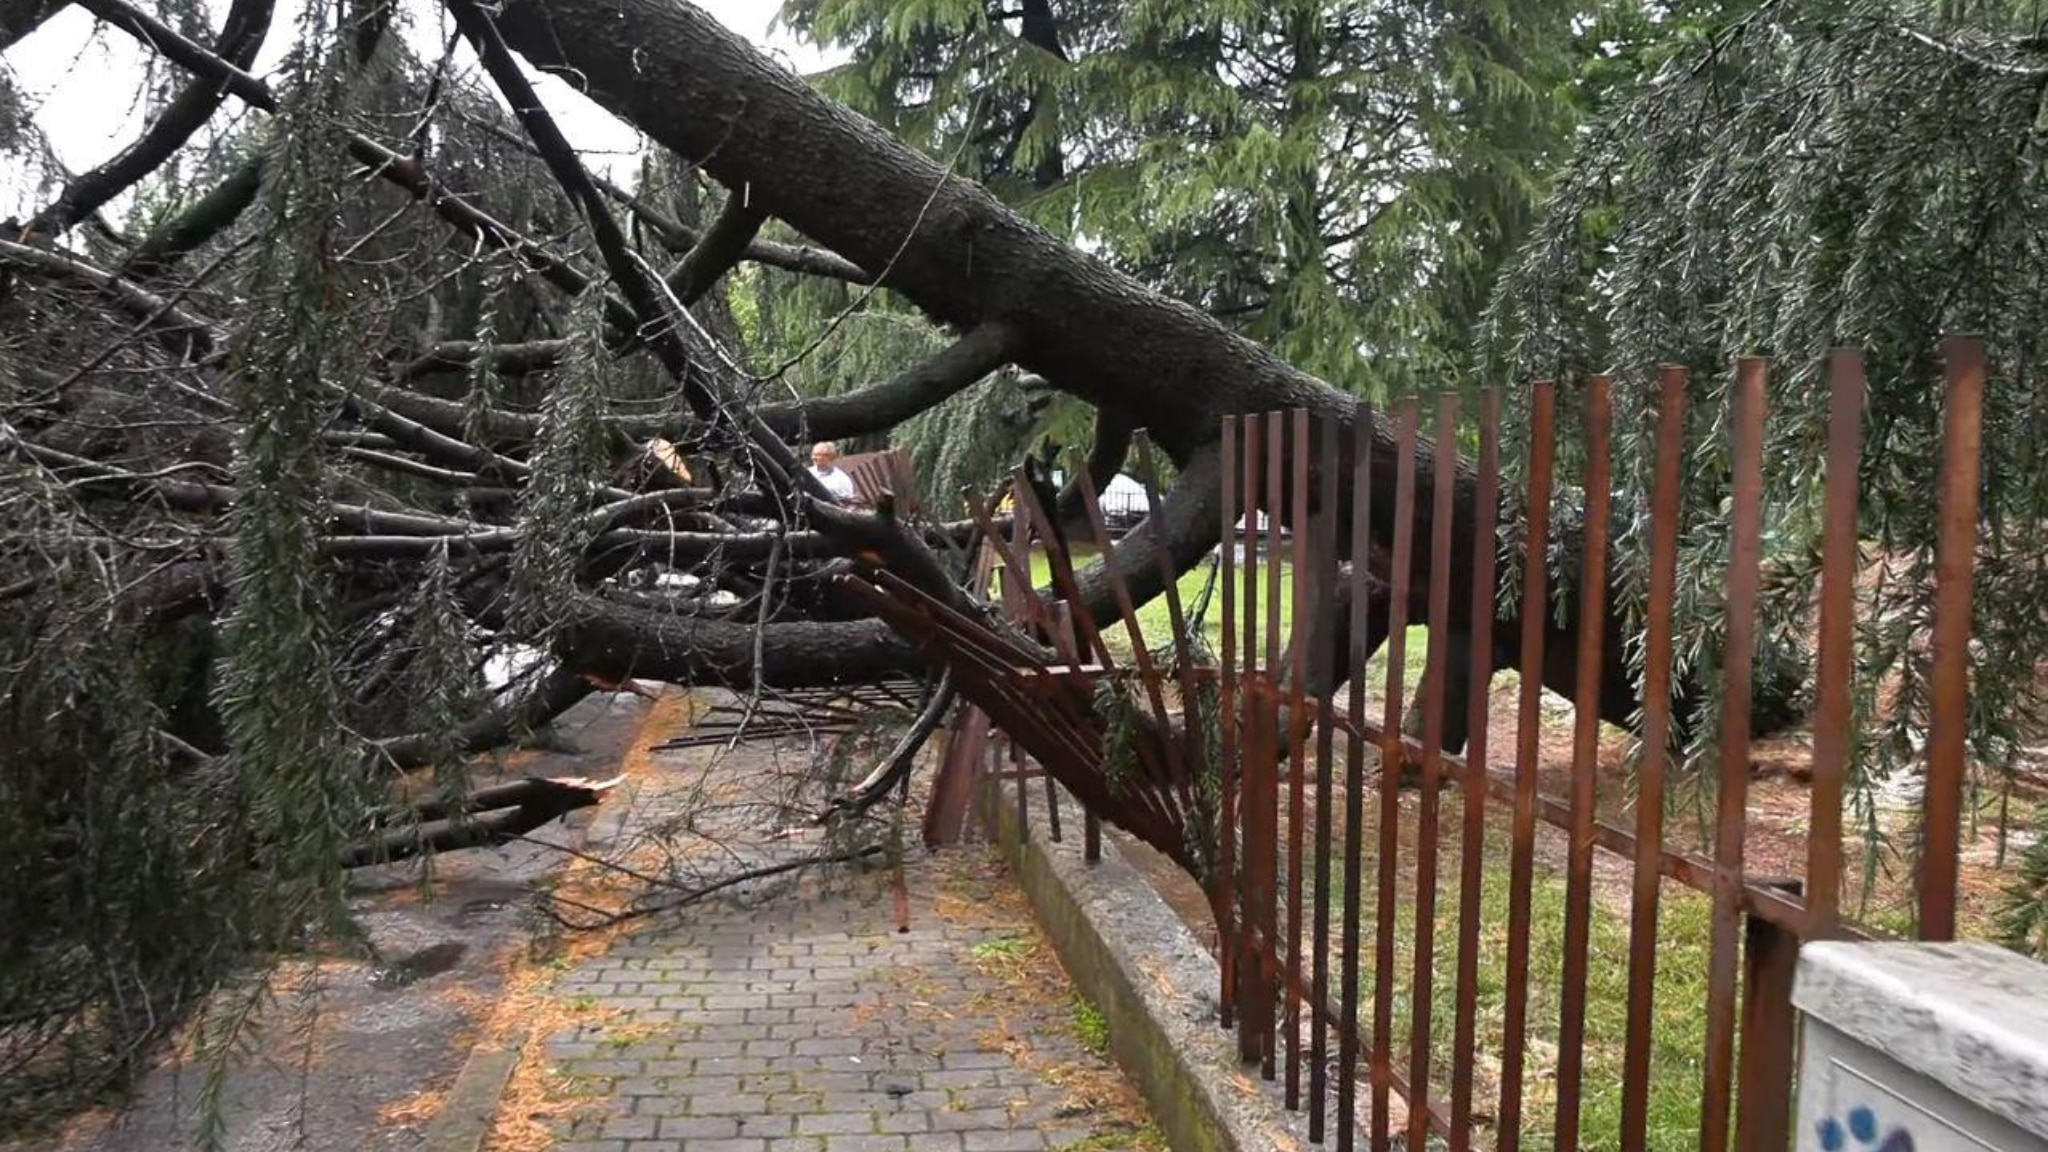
[
  {"x1": 739, "y1": 1112, "x2": 799, "y2": 1137},
  {"x1": 694, "y1": 1092, "x2": 771, "y2": 1115},
  {"x1": 929, "y1": 1108, "x2": 1014, "y2": 1133},
  {"x1": 797, "y1": 1112, "x2": 879, "y2": 1135},
  {"x1": 599, "y1": 1114, "x2": 660, "y2": 1139},
  {"x1": 822, "y1": 1136, "x2": 912, "y2": 1152},
  {"x1": 961, "y1": 1131, "x2": 1046, "y2": 1152},
  {"x1": 658, "y1": 1114, "x2": 741, "y2": 1138}
]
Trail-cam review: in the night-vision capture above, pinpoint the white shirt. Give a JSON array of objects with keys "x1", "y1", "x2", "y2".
[{"x1": 812, "y1": 465, "x2": 859, "y2": 502}]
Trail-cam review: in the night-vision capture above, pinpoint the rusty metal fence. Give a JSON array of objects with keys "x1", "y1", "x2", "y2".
[
  {"x1": 849, "y1": 337, "x2": 1991, "y2": 1152},
  {"x1": 1214, "y1": 339, "x2": 1987, "y2": 1152}
]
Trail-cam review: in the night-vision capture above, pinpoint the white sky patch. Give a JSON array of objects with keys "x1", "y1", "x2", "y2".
[{"x1": 1, "y1": 0, "x2": 841, "y2": 221}]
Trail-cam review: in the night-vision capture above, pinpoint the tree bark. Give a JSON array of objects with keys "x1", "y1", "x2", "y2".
[{"x1": 555, "y1": 594, "x2": 926, "y2": 690}]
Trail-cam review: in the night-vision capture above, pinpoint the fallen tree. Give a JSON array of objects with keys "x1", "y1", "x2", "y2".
[{"x1": 0, "y1": 0, "x2": 1797, "y2": 1126}]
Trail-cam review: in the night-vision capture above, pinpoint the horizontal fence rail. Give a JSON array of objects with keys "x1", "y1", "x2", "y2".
[{"x1": 859, "y1": 337, "x2": 1990, "y2": 1152}]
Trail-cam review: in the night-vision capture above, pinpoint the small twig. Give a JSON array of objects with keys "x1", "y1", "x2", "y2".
[
  {"x1": 525, "y1": 841, "x2": 887, "y2": 930},
  {"x1": 822, "y1": 669, "x2": 955, "y2": 822}
]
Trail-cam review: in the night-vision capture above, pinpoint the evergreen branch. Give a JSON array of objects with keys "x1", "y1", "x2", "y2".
[
  {"x1": 23, "y1": 0, "x2": 273, "y2": 239},
  {"x1": 0, "y1": 238, "x2": 218, "y2": 360},
  {"x1": 757, "y1": 321, "x2": 1021, "y2": 441},
  {"x1": 455, "y1": 110, "x2": 875, "y2": 284},
  {"x1": 443, "y1": 0, "x2": 812, "y2": 500}
]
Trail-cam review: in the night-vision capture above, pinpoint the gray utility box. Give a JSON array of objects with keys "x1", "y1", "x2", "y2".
[{"x1": 1794, "y1": 941, "x2": 2048, "y2": 1152}]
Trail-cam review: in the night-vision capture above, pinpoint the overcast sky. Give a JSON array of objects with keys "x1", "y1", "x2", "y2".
[{"x1": 1, "y1": 0, "x2": 841, "y2": 221}]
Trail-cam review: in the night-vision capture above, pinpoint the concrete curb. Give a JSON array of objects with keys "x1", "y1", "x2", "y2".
[
  {"x1": 417, "y1": 1038, "x2": 526, "y2": 1152},
  {"x1": 983, "y1": 782, "x2": 1325, "y2": 1152}
]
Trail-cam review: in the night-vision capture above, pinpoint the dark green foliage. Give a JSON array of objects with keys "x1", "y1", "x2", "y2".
[
  {"x1": 782, "y1": 0, "x2": 1583, "y2": 399},
  {"x1": 1490, "y1": 0, "x2": 2048, "y2": 940},
  {"x1": 0, "y1": 555, "x2": 240, "y2": 1127},
  {"x1": 0, "y1": 8, "x2": 591, "y2": 1131},
  {"x1": 1998, "y1": 804, "x2": 2048, "y2": 956}
]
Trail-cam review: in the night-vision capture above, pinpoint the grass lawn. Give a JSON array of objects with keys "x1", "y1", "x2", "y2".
[
  {"x1": 1313, "y1": 816, "x2": 1715, "y2": 1152},
  {"x1": 996, "y1": 545, "x2": 1724, "y2": 1148},
  {"x1": 1001, "y1": 546, "x2": 1429, "y2": 700}
]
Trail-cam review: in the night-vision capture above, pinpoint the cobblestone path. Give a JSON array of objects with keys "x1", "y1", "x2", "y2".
[
  {"x1": 536, "y1": 848, "x2": 1157, "y2": 1152},
  {"x1": 520, "y1": 688, "x2": 1163, "y2": 1147}
]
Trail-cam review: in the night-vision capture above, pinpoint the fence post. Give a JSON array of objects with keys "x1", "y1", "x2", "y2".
[
  {"x1": 1735, "y1": 879, "x2": 1802, "y2": 1152},
  {"x1": 1238, "y1": 682, "x2": 1279, "y2": 1069}
]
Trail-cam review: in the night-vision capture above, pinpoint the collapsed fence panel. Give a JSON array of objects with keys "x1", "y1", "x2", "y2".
[{"x1": 849, "y1": 337, "x2": 1991, "y2": 1152}]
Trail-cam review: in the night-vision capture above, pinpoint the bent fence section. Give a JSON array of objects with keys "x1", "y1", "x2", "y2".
[{"x1": 850, "y1": 338, "x2": 1990, "y2": 1152}]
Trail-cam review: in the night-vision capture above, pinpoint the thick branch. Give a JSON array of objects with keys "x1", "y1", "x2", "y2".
[
  {"x1": 374, "y1": 664, "x2": 593, "y2": 771},
  {"x1": 445, "y1": 0, "x2": 809, "y2": 501},
  {"x1": 824, "y1": 670, "x2": 953, "y2": 820},
  {"x1": 0, "y1": 238, "x2": 216, "y2": 359},
  {"x1": 120, "y1": 156, "x2": 265, "y2": 279},
  {"x1": 666, "y1": 192, "x2": 766, "y2": 305},
  {"x1": 1062, "y1": 438, "x2": 1224, "y2": 627},
  {"x1": 25, "y1": 0, "x2": 272, "y2": 239},
  {"x1": 1053, "y1": 409, "x2": 1132, "y2": 526},
  {"x1": 490, "y1": 0, "x2": 1339, "y2": 461},
  {"x1": 342, "y1": 777, "x2": 611, "y2": 868},
  {"x1": 758, "y1": 321, "x2": 1020, "y2": 442},
  {"x1": 398, "y1": 337, "x2": 568, "y2": 381},
  {"x1": 556, "y1": 598, "x2": 924, "y2": 689}
]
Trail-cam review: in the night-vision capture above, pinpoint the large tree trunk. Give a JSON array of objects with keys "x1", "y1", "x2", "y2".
[{"x1": 489, "y1": 0, "x2": 1667, "y2": 742}]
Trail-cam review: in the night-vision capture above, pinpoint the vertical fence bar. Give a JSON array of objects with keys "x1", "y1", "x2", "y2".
[
  {"x1": 1554, "y1": 374, "x2": 1613, "y2": 1152},
  {"x1": 1220, "y1": 416, "x2": 1241, "y2": 1028},
  {"x1": 1448, "y1": 387, "x2": 1500, "y2": 1152},
  {"x1": 1012, "y1": 503, "x2": 1034, "y2": 835},
  {"x1": 1311, "y1": 410, "x2": 1340, "y2": 1143},
  {"x1": 1236, "y1": 676, "x2": 1269, "y2": 1065},
  {"x1": 1408, "y1": 393, "x2": 1460, "y2": 1150},
  {"x1": 1263, "y1": 411, "x2": 1286, "y2": 1082},
  {"x1": 1268, "y1": 414, "x2": 1287, "y2": 679},
  {"x1": 1244, "y1": 413, "x2": 1263, "y2": 720},
  {"x1": 1371, "y1": 399, "x2": 1420, "y2": 1152},
  {"x1": 1044, "y1": 600, "x2": 1079, "y2": 847},
  {"x1": 1702, "y1": 357, "x2": 1768, "y2": 1152},
  {"x1": 1620, "y1": 366, "x2": 1688, "y2": 1152},
  {"x1": 1287, "y1": 408, "x2": 1311, "y2": 1108},
  {"x1": 1246, "y1": 416, "x2": 1271, "y2": 1065},
  {"x1": 1338, "y1": 401, "x2": 1375, "y2": 1152},
  {"x1": 1735, "y1": 880, "x2": 1802, "y2": 1152},
  {"x1": 1497, "y1": 380, "x2": 1558, "y2": 1152},
  {"x1": 1807, "y1": 352, "x2": 1864, "y2": 937},
  {"x1": 1921, "y1": 335, "x2": 1983, "y2": 941},
  {"x1": 1241, "y1": 411, "x2": 1264, "y2": 1059}
]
